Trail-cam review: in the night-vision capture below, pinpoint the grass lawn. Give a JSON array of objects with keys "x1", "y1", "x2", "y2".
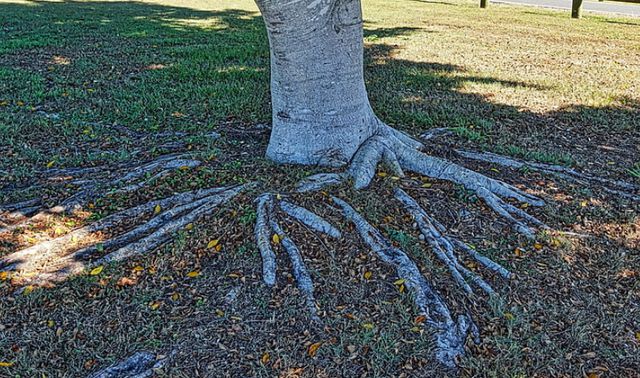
[{"x1": 0, "y1": 0, "x2": 639, "y2": 376}]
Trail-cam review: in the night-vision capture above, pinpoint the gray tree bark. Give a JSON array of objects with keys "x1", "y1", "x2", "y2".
[{"x1": 256, "y1": 0, "x2": 379, "y2": 166}]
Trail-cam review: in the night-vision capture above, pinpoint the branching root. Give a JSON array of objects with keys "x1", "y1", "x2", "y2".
[
  {"x1": 0, "y1": 185, "x2": 247, "y2": 286},
  {"x1": 253, "y1": 193, "x2": 342, "y2": 321},
  {"x1": 0, "y1": 153, "x2": 202, "y2": 235},
  {"x1": 331, "y1": 195, "x2": 474, "y2": 369}
]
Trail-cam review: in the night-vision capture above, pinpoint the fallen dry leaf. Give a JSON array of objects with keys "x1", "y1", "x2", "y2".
[{"x1": 308, "y1": 342, "x2": 322, "y2": 357}]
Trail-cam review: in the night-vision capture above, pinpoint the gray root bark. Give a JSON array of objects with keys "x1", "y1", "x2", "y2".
[
  {"x1": 0, "y1": 186, "x2": 247, "y2": 286},
  {"x1": 455, "y1": 149, "x2": 640, "y2": 201},
  {"x1": 296, "y1": 129, "x2": 546, "y2": 237},
  {"x1": 256, "y1": 0, "x2": 378, "y2": 166},
  {"x1": 253, "y1": 193, "x2": 342, "y2": 320},
  {"x1": 87, "y1": 351, "x2": 173, "y2": 378},
  {"x1": 0, "y1": 154, "x2": 201, "y2": 234},
  {"x1": 394, "y1": 187, "x2": 511, "y2": 296},
  {"x1": 331, "y1": 195, "x2": 476, "y2": 369}
]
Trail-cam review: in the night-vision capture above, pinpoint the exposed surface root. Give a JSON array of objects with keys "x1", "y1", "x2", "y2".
[
  {"x1": 296, "y1": 173, "x2": 345, "y2": 193},
  {"x1": 348, "y1": 135, "x2": 404, "y2": 189},
  {"x1": 455, "y1": 149, "x2": 640, "y2": 201},
  {"x1": 87, "y1": 350, "x2": 174, "y2": 378},
  {"x1": 420, "y1": 127, "x2": 453, "y2": 141},
  {"x1": 0, "y1": 153, "x2": 202, "y2": 234},
  {"x1": 1, "y1": 186, "x2": 247, "y2": 286},
  {"x1": 255, "y1": 194, "x2": 277, "y2": 286},
  {"x1": 331, "y1": 195, "x2": 475, "y2": 369},
  {"x1": 253, "y1": 193, "x2": 341, "y2": 321},
  {"x1": 279, "y1": 200, "x2": 342, "y2": 238},
  {"x1": 395, "y1": 188, "x2": 511, "y2": 296},
  {"x1": 302, "y1": 126, "x2": 547, "y2": 238},
  {"x1": 270, "y1": 219, "x2": 320, "y2": 321}
]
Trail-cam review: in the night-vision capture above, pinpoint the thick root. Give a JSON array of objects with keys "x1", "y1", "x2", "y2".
[
  {"x1": 296, "y1": 173, "x2": 345, "y2": 193},
  {"x1": 270, "y1": 219, "x2": 320, "y2": 321},
  {"x1": 455, "y1": 149, "x2": 640, "y2": 201},
  {"x1": 87, "y1": 350, "x2": 174, "y2": 378},
  {"x1": 253, "y1": 193, "x2": 341, "y2": 320},
  {"x1": 331, "y1": 195, "x2": 473, "y2": 369},
  {"x1": 343, "y1": 128, "x2": 546, "y2": 238},
  {"x1": 1, "y1": 186, "x2": 247, "y2": 286},
  {"x1": 279, "y1": 200, "x2": 342, "y2": 238},
  {"x1": 395, "y1": 188, "x2": 511, "y2": 296},
  {"x1": 255, "y1": 194, "x2": 277, "y2": 286},
  {"x1": 0, "y1": 154, "x2": 202, "y2": 234}
]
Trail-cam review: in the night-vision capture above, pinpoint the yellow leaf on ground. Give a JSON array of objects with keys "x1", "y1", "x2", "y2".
[
  {"x1": 377, "y1": 172, "x2": 387, "y2": 177},
  {"x1": 393, "y1": 278, "x2": 405, "y2": 286},
  {"x1": 133, "y1": 265, "x2": 144, "y2": 272},
  {"x1": 362, "y1": 323, "x2": 374, "y2": 330},
  {"x1": 308, "y1": 342, "x2": 322, "y2": 357},
  {"x1": 215, "y1": 309, "x2": 225, "y2": 317},
  {"x1": 90, "y1": 266, "x2": 104, "y2": 276},
  {"x1": 215, "y1": 244, "x2": 222, "y2": 252},
  {"x1": 0, "y1": 361, "x2": 13, "y2": 367},
  {"x1": 47, "y1": 320, "x2": 55, "y2": 328},
  {"x1": 186, "y1": 271, "x2": 200, "y2": 278},
  {"x1": 0, "y1": 271, "x2": 8, "y2": 281},
  {"x1": 261, "y1": 352, "x2": 270, "y2": 364},
  {"x1": 207, "y1": 239, "x2": 220, "y2": 249},
  {"x1": 635, "y1": 332, "x2": 640, "y2": 342},
  {"x1": 149, "y1": 301, "x2": 161, "y2": 310},
  {"x1": 23, "y1": 285, "x2": 34, "y2": 295},
  {"x1": 272, "y1": 234, "x2": 280, "y2": 244},
  {"x1": 421, "y1": 183, "x2": 432, "y2": 188},
  {"x1": 185, "y1": 223, "x2": 194, "y2": 231},
  {"x1": 363, "y1": 271, "x2": 372, "y2": 280},
  {"x1": 171, "y1": 292, "x2": 180, "y2": 301},
  {"x1": 504, "y1": 312, "x2": 515, "y2": 321},
  {"x1": 179, "y1": 165, "x2": 190, "y2": 171},
  {"x1": 154, "y1": 205, "x2": 162, "y2": 215},
  {"x1": 46, "y1": 161, "x2": 55, "y2": 168},
  {"x1": 533, "y1": 242, "x2": 543, "y2": 250}
]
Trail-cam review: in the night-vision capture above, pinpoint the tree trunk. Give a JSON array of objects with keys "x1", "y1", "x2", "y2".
[
  {"x1": 255, "y1": 0, "x2": 378, "y2": 167},
  {"x1": 572, "y1": 0, "x2": 583, "y2": 18}
]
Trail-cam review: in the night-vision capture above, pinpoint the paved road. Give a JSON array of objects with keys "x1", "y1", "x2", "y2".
[{"x1": 494, "y1": 0, "x2": 640, "y2": 17}]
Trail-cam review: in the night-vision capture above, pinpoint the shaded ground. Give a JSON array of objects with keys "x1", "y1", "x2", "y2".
[{"x1": 0, "y1": 0, "x2": 639, "y2": 377}]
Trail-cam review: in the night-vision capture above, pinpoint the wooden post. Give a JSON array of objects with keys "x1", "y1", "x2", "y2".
[
  {"x1": 571, "y1": 0, "x2": 583, "y2": 18},
  {"x1": 480, "y1": 0, "x2": 488, "y2": 8}
]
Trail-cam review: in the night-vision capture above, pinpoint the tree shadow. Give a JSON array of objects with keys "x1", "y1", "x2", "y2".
[
  {"x1": 0, "y1": 0, "x2": 637, "y2": 175},
  {"x1": 1, "y1": 0, "x2": 637, "y2": 243},
  {"x1": 0, "y1": 2, "x2": 639, "y2": 376}
]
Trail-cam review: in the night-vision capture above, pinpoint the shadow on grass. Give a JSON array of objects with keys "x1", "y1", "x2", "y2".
[
  {"x1": 0, "y1": 0, "x2": 637, "y2": 276},
  {"x1": 0, "y1": 2, "x2": 639, "y2": 377},
  {"x1": 0, "y1": 0, "x2": 638, "y2": 159}
]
